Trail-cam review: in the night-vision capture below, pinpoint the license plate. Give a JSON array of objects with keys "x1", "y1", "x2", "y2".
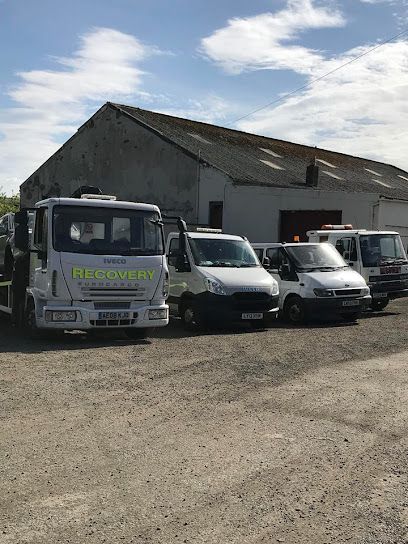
[
  {"x1": 98, "y1": 311, "x2": 130, "y2": 320},
  {"x1": 372, "y1": 292, "x2": 387, "y2": 299},
  {"x1": 380, "y1": 266, "x2": 401, "y2": 275},
  {"x1": 342, "y1": 300, "x2": 360, "y2": 307},
  {"x1": 242, "y1": 312, "x2": 263, "y2": 320}
]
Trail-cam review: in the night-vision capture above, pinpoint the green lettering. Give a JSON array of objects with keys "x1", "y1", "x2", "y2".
[
  {"x1": 128, "y1": 271, "x2": 137, "y2": 280},
  {"x1": 106, "y1": 270, "x2": 117, "y2": 280},
  {"x1": 117, "y1": 270, "x2": 128, "y2": 280},
  {"x1": 72, "y1": 267, "x2": 84, "y2": 279},
  {"x1": 138, "y1": 271, "x2": 147, "y2": 280},
  {"x1": 94, "y1": 270, "x2": 105, "y2": 279},
  {"x1": 147, "y1": 270, "x2": 154, "y2": 280},
  {"x1": 85, "y1": 269, "x2": 94, "y2": 279}
]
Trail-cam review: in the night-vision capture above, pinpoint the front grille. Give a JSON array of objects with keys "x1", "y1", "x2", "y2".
[
  {"x1": 231, "y1": 292, "x2": 274, "y2": 312},
  {"x1": 334, "y1": 289, "x2": 361, "y2": 296},
  {"x1": 94, "y1": 302, "x2": 131, "y2": 309},
  {"x1": 90, "y1": 318, "x2": 137, "y2": 327}
]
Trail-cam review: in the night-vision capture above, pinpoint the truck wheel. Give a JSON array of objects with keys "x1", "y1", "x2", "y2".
[
  {"x1": 370, "y1": 300, "x2": 389, "y2": 311},
  {"x1": 284, "y1": 296, "x2": 306, "y2": 325},
  {"x1": 180, "y1": 301, "x2": 202, "y2": 330},
  {"x1": 124, "y1": 328, "x2": 150, "y2": 340},
  {"x1": 24, "y1": 299, "x2": 48, "y2": 339}
]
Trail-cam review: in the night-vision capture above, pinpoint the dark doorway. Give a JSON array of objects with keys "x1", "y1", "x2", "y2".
[
  {"x1": 280, "y1": 210, "x2": 342, "y2": 242},
  {"x1": 209, "y1": 201, "x2": 223, "y2": 229}
]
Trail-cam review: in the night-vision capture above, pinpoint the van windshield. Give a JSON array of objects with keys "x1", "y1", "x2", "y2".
[
  {"x1": 189, "y1": 238, "x2": 259, "y2": 268},
  {"x1": 286, "y1": 244, "x2": 347, "y2": 271},
  {"x1": 53, "y1": 205, "x2": 164, "y2": 255},
  {"x1": 360, "y1": 234, "x2": 407, "y2": 267}
]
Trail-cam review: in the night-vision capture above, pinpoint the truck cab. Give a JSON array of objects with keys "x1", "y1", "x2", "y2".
[
  {"x1": 307, "y1": 226, "x2": 408, "y2": 310},
  {"x1": 166, "y1": 225, "x2": 279, "y2": 329},
  {"x1": 253, "y1": 242, "x2": 371, "y2": 324},
  {"x1": 11, "y1": 194, "x2": 169, "y2": 338}
]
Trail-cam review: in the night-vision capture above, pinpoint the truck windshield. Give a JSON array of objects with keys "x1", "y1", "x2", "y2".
[
  {"x1": 53, "y1": 205, "x2": 164, "y2": 255},
  {"x1": 189, "y1": 238, "x2": 259, "y2": 268},
  {"x1": 286, "y1": 244, "x2": 347, "y2": 271},
  {"x1": 360, "y1": 234, "x2": 407, "y2": 267}
]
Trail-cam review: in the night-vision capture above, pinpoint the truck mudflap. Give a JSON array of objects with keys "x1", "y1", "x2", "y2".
[{"x1": 36, "y1": 303, "x2": 169, "y2": 330}]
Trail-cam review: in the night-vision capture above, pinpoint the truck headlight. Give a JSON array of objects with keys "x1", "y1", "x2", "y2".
[
  {"x1": 271, "y1": 281, "x2": 279, "y2": 296},
  {"x1": 313, "y1": 288, "x2": 334, "y2": 297},
  {"x1": 45, "y1": 310, "x2": 77, "y2": 322},
  {"x1": 204, "y1": 278, "x2": 227, "y2": 296},
  {"x1": 361, "y1": 287, "x2": 370, "y2": 295}
]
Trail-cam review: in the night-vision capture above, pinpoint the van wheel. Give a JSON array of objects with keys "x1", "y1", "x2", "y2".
[
  {"x1": 370, "y1": 299, "x2": 389, "y2": 311},
  {"x1": 124, "y1": 328, "x2": 150, "y2": 340},
  {"x1": 284, "y1": 296, "x2": 306, "y2": 325},
  {"x1": 180, "y1": 301, "x2": 202, "y2": 330}
]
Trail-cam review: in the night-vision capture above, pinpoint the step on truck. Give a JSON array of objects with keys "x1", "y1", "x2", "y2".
[
  {"x1": 166, "y1": 219, "x2": 279, "y2": 329},
  {"x1": 307, "y1": 225, "x2": 408, "y2": 311},
  {"x1": 0, "y1": 192, "x2": 169, "y2": 338}
]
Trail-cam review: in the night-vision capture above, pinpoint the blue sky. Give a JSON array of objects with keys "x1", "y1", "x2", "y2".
[{"x1": 1, "y1": 0, "x2": 408, "y2": 194}]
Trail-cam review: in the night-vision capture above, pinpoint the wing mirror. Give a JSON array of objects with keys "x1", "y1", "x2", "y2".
[
  {"x1": 279, "y1": 263, "x2": 291, "y2": 280},
  {"x1": 14, "y1": 210, "x2": 29, "y2": 252},
  {"x1": 262, "y1": 256, "x2": 271, "y2": 268}
]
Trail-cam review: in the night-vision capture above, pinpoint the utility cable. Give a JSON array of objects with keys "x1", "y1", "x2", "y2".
[{"x1": 226, "y1": 27, "x2": 408, "y2": 126}]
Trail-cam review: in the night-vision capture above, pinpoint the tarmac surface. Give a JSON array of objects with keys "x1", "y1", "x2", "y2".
[{"x1": 1, "y1": 301, "x2": 408, "y2": 543}]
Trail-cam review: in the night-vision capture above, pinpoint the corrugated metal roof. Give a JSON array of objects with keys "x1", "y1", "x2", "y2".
[{"x1": 112, "y1": 103, "x2": 408, "y2": 200}]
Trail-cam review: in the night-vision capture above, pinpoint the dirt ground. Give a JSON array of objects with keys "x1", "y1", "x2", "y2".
[{"x1": 1, "y1": 301, "x2": 408, "y2": 544}]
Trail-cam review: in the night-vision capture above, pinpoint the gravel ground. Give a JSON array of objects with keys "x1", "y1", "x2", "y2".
[{"x1": 1, "y1": 301, "x2": 408, "y2": 544}]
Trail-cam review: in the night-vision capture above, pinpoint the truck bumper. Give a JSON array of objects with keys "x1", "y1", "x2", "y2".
[
  {"x1": 37, "y1": 303, "x2": 169, "y2": 330},
  {"x1": 193, "y1": 292, "x2": 279, "y2": 324},
  {"x1": 371, "y1": 288, "x2": 408, "y2": 301},
  {"x1": 303, "y1": 295, "x2": 372, "y2": 316}
]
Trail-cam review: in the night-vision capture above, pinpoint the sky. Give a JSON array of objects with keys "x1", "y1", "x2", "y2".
[{"x1": 1, "y1": 0, "x2": 408, "y2": 195}]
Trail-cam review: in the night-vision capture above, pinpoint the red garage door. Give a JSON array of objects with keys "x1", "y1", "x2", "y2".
[{"x1": 280, "y1": 210, "x2": 342, "y2": 242}]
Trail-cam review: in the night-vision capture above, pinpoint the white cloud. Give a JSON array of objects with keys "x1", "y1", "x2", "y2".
[
  {"x1": 0, "y1": 28, "x2": 158, "y2": 194},
  {"x1": 152, "y1": 95, "x2": 234, "y2": 124},
  {"x1": 237, "y1": 40, "x2": 408, "y2": 171},
  {"x1": 200, "y1": 0, "x2": 345, "y2": 75}
]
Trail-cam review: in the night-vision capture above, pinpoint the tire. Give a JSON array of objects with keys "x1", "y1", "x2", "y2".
[
  {"x1": 180, "y1": 300, "x2": 202, "y2": 330},
  {"x1": 370, "y1": 299, "x2": 389, "y2": 311},
  {"x1": 283, "y1": 296, "x2": 306, "y2": 325},
  {"x1": 24, "y1": 298, "x2": 49, "y2": 339},
  {"x1": 124, "y1": 328, "x2": 150, "y2": 340}
]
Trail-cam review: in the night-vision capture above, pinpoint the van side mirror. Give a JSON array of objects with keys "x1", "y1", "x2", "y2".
[
  {"x1": 279, "y1": 263, "x2": 291, "y2": 280},
  {"x1": 14, "y1": 211, "x2": 29, "y2": 252},
  {"x1": 176, "y1": 252, "x2": 191, "y2": 272},
  {"x1": 262, "y1": 256, "x2": 271, "y2": 268}
]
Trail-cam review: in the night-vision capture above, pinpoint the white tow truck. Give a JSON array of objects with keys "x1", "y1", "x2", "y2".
[
  {"x1": 308, "y1": 225, "x2": 408, "y2": 310},
  {"x1": 0, "y1": 193, "x2": 169, "y2": 338}
]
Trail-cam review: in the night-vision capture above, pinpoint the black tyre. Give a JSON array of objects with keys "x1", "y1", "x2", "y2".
[
  {"x1": 24, "y1": 298, "x2": 49, "y2": 339},
  {"x1": 124, "y1": 328, "x2": 151, "y2": 340},
  {"x1": 370, "y1": 299, "x2": 389, "y2": 311},
  {"x1": 180, "y1": 300, "x2": 202, "y2": 330},
  {"x1": 283, "y1": 296, "x2": 306, "y2": 325}
]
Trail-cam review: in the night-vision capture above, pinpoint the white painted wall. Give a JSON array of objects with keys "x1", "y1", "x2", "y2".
[
  {"x1": 222, "y1": 184, "x2": 380, "y2": 242},
  {"x1": 197, "y1": 165, "x2": 231, "y2": 225},
  {"x1": 377, "y1": 199, "x2": 408, "y2": 248}
]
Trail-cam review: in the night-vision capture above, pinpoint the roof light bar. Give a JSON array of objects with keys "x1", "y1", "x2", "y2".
[
  {"x1": 195, "y1": 227, "x2": 222, "y2": 233},
  {"x1": 321, "y1": 224, "x2": 353, "y2": 230},
  {"x1": 81, "y1": 194, "x2": 117, "y2": 200}
]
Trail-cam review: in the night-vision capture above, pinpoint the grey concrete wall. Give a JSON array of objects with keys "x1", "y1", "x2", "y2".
[
  {"x1": 223, "y1": 184, "x2": 380, "y2": 242},
  {"x1": 197, "y1": 166, "x2": 231, "y2": 225},
  {"x1": 377, "y1": 199, "x2": 408, "y2": 247},
  {"x1": 20, "y1": 105, "x2": 199, "y2": 222}
]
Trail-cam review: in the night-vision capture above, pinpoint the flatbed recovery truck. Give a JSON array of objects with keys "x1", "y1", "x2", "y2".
[{"x1": 0, "y1": 192, "x2": 169, "y2": 338}]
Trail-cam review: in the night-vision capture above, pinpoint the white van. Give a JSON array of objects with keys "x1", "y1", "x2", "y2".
[
  {"x1": 252, "y1": 242, "x2": 371, "y2": 324},
  {"x1": 307, "y1": 226, "x2": 408, "y2": 311},
  {"x1": 166, "y1": 223, "x2": 279, "y2": 329}
]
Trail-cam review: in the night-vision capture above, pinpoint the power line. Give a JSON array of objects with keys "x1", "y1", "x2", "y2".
[{"x1": 226, "y1": 27, "x2": 408, "y2": 126}]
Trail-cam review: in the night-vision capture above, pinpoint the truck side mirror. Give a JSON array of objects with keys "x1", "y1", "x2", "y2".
[
  {"x1": 176, "y1": 252, "x2": 191, "y2": 273},
  {"x1": 14, "y1": 211, "x2": 29, "y2": 252}
]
